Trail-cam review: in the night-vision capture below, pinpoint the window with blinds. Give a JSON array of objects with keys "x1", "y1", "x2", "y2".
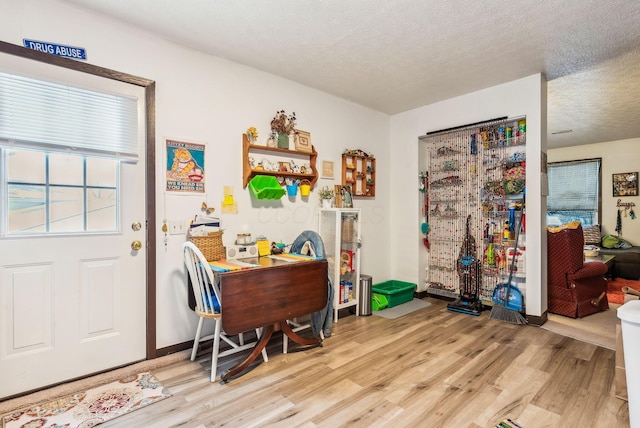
[
  {"x1": 547, "y1": 158, "x2": 601, "y2": 226},
  {"x1": 0, "y1": 72, "x2": 139, "y2": 236},
  {"x1": 0, "y1": 72, "x2": 138, "y2": 160}
]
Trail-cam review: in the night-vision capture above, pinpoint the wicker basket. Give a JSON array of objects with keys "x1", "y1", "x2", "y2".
[{"x1": 189, "y1": 230, "x2": 226, "y2": 261}]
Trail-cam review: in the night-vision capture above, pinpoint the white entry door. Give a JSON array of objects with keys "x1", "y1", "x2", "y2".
[{"x1": 0, "y1": 55, "x2": 147, "y2": 399}]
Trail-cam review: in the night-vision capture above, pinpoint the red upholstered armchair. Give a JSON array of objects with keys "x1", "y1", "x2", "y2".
[{"x1": 547, "y1": 224, "x2": 609, "y2": 318}]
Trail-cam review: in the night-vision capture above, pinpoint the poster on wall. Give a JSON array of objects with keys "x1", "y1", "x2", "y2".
[{"x1": 166, "y1": 139, "x2": 206, "y2": 193}]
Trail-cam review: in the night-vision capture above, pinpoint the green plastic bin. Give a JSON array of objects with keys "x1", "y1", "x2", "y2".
[
  {"x1": 371, "y1": 280, "x2": 416, "y2": 308},
  {"x1": 371, "y1": 293, "x2": 388, "y2": 311},
  {"x1": 249, "y1": 175, "x2": 285, "y2": 200}
]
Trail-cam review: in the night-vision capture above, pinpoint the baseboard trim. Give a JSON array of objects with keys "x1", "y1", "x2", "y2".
[
  {"x1": 526, "y1": 311, "x2": 548, "y2": 326},
  {"x1": 156, "y1": 341, "x2": 193, "y2": 357}
]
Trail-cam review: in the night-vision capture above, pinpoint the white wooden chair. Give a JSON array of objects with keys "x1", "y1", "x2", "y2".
[
  {"x1": 183, "y1": 241, "x2": 267, "y2": 381},
  {"x1": 283, "y1": 318, "x2": 317, "y2": 353}
]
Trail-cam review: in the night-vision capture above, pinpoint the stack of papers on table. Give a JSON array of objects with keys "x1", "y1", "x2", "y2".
[{"x1": 190, "y1": 214, "x2": 220, "y2": 236}]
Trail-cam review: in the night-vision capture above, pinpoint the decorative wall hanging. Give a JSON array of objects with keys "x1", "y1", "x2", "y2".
[
  {"x1": 612, "y1": 172, "x2": 638, "y2": 197},
  {"x1": 617, "y1": 198, "x2": 636, "y2": 218},
  {"x1": 166, "y1": 139, "x2": 206, "y2": 193},
  {"x1": 322, "y1": 161, "x2": 335, "y2": 179},
  {"x1": 341, "y1": 149, "x2": 376, "y2": 197}
]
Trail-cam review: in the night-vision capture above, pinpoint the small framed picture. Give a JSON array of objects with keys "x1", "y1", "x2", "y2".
[
  {"x1": 294, "y1": 130, "x2": 313, "y2": 153},
  {"x1": 613, "y1": 172, "x2": 638, "y2": 197},
  {"x1": 321, "y1": 161, "x2": 334, "y2": 179},
  {"x1": 341, "y1": 185, "x2": 353, "y2": 208},
  {"x1": 278, "y1": 161, "x2": 291, "y2": 172}
]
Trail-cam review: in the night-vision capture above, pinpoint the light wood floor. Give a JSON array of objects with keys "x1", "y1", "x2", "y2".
[{"x1": 56, "y1": 299, "x2": 638, "y2": 427}]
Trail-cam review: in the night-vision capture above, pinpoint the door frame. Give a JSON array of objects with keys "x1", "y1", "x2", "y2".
[{"x1": 0, "y1": 40, "x2": 158, "y2": 359}]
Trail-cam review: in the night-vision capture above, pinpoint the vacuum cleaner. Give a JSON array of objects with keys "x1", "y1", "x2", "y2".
[{"x1": 447, "y1": 215, "x2": 484, "y2": 316}]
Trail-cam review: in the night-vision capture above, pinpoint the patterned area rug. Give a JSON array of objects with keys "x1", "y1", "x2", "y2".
[
  {"x1": 2, "y1": 372, "x2": 170, "y2": 428},
  {"x1": 607, "y1": 278, "x2": 640, "y2": 304}
]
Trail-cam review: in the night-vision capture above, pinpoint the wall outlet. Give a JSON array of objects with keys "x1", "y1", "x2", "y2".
[{"x1": 168, "y1": 220, "x2": 188, "y2": 235}]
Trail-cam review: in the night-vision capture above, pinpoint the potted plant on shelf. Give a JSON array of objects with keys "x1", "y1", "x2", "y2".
[
  {"x1": 246, "y1": 126, "x2": 259, "y2": 144},
  {"x1": 318, "y1": 185, "x2": 334, "y2": 208},
  {"x1": 270, "y1": 110, "x2": 296, "y2": 149}
]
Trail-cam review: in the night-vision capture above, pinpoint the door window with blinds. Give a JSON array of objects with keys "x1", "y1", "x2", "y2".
[
  {"x1": 547, "y1": 158, "x2": 601, "y2": 226},
  {"x1": 0, "y1": 72, "x2": 139, "y2": 236}
]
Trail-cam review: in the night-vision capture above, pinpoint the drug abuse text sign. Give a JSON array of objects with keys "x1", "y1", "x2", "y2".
[{"x1": 23, "y1": 39, "x2": 87, "y2": 60}]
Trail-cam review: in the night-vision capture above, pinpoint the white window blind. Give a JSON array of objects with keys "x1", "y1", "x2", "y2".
[
  {"x1": 547, "y1": 159, "x2": 600, "y2": 224},
  {"x1": 0, "y1": 72, "x2": 138, "y2": 161}
]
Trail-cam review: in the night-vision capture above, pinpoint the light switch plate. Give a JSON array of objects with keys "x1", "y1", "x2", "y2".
[{"x1": 168, "y1": 220, "x2": 188, "y2": 235}]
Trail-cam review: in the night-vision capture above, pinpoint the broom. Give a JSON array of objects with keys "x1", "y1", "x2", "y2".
[{"x1": 489, "y1": 202, "x2": 528, "y2": 325}]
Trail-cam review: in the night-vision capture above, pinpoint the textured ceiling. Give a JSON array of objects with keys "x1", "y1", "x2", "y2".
[{"x1": 59, "y1": 0, "x2": 640, "y2": 149}]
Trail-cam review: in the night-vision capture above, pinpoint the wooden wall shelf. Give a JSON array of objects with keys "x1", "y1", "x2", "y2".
[
  {"x1": 242, "y1": 134, "x2": 318, "y2": 189},
  {"x1": 342, "y1": 152, "x2": 375, "y2": 197}
]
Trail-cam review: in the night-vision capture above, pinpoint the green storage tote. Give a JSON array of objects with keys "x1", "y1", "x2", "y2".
[
  {"x1": 371, "y1": 280, "x2": 416, "y2": 308},
  {"x1": 249, "y1": 175, "x2": 285, "y2": 200},
  {"x1": 371, "y1": 293, "x2": 388, "y2": 311}
]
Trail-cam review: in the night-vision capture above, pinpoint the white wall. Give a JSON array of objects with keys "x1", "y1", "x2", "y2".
[
  {"x1": 1, "y1": 1, "x2": 553, "y2": 345},
  {"x1": 1, "y1": 0, "x2": 391, "y2": 348},
  {"x1": 390, "y1": 74, "x2": 548, "y2": 317},
  {"x1": 549, "y1": 137, "x2": 640, "y2": 244}
]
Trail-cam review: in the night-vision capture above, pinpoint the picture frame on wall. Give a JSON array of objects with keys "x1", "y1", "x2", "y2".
[
  {"x1": 613, "y1": 171, "x2": 638, "y2": 197},
  {"x1": 321, "y1": 161, "x2": 334, "y2": 179},
  {"x1": 294, "y1": 130, "x2": 313, "y2": 153}
]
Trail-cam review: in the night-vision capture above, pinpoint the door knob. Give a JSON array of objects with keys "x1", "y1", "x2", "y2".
[{"x1": 131, "y1": 240, "x2": 142, "y2": 251}]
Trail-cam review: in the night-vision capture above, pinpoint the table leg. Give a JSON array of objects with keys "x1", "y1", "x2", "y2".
[
  {"x1": 221, "y1": 324, "x2": 274, "y2": 382},
  {"x1": 280, "y1": 320, "x2": 322, "y2": 349}
]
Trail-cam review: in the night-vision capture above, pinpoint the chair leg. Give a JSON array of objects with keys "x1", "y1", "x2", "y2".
[
  {"x1": 239, "y1": 332, "x2": 244, "y2": 346},
  {"x1": 256, "y1": 328, "x2": 268, "y2": 362},
  {"x1": 283, "y1": 319, "x2": 310, "y2": 354},
  {"x1": 210, "y1": 318, "x2": 222, "y2": 382},
  {"x1": 191, "y1": 317, "x2": 205, "y2": 361},
  {"x1": 283, "y1": 325, "x2": 289, "y2": 354}
]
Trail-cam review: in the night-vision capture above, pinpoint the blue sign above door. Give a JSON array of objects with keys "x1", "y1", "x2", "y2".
[{"x1": 23, "y1": 39, "x2": 87, "y2": 60}]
